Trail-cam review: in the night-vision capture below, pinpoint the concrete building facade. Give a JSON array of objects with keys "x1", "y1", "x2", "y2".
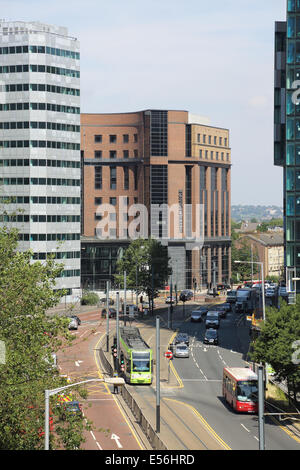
[
  {"x1": 81, "y1": 110, "x2": 231, "y2": 291},
  {"x1": 0, "y1": 20, "x2": 81, "y2": 301}
]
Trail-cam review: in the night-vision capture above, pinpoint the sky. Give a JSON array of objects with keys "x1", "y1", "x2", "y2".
[{"x1": 1, "y1": 0, "x2": 287, "y2": 206}]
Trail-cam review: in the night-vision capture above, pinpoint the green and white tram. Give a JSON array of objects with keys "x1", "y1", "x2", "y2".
[{"x1": 118, "y1": 326, "x2": 153, "y2": 384}]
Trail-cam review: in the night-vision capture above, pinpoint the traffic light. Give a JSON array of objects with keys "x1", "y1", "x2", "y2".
[{"x1": 120, "y1": 353, "x2": 125, "y2": 372}]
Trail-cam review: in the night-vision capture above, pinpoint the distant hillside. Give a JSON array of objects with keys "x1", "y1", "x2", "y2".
[{"x1": 231, "y1": 205, "x2": 283, "y2": 222}]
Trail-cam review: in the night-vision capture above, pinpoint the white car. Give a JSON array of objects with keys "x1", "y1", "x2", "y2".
[
  {"x1": 68, "y1": 317, "x2": 78, "y2": 330},
  {"x1": 174, "y1": 343, "x2": 189, "y2": 358}
]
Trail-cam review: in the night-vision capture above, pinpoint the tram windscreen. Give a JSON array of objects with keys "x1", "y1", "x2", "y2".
[
  {"x1": 236, "y1": 380, "x2": 258, "y2": 402},
  {"x1": 132, "y1": 352, "x2": 150, "y2": 372}
]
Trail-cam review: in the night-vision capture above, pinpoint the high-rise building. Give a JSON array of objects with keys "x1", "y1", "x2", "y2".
[
  {"x1": 274, "y1": 2, "x2": 300, "y2": 293},
  {"x1": 0, "y1": 20, "x2": 81, "y2": 301},
  {"x1": 81, "y1": 110, "x2": 231, "y2": 291}
]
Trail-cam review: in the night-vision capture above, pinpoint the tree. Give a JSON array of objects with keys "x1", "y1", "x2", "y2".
[
  {"x1": 114, "y1": 238, "x2": 171, "y2": 313},
  {"x1": 0, "y1": 227, "x2": 89, "y2": 449},
  {"x1": 250, "y1": 298, "x2": 300, "y2": 404},
  {"x1": 231, "y1": 238, "x2": 259, "y2": 283}
]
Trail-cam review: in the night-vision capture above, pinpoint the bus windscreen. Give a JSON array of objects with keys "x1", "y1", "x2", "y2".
[{"x1": 236, "y1": 380, "x2": 258, "y2": 402}]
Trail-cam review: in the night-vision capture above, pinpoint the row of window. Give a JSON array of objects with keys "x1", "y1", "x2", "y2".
[
  {"x1": 197, "y1": 134, "x2": 228, "y2": 147},
  {"x1": 0, "y1": 140, "x2": 80, "y2": 150},
  {"x1": 1, "y1": 83, "x2": 80, "y2": 96},
  {"x1": 0, "y1": 45, "x2": 80, "y2": 59},
  {"x1": 58, "y1": 269, "x2": 81, "y2": 278},
  {"x1": 0, "y1": 158, "x2": 80, "y2": 168},
  {"x1": 93, "y1": 149, "x2": 139, "y2": 159},
  {"x1": 94, "y1": 196, "x2": 137, "y2": 206},
  {"x1": 18, "y1": 233, "x2": 80, "y2": 241},
  {"x1": 1, "y1": 214, "x2": 80, "y2": 223},
  {"x1": 199, "y1": 149, "x2": 230, "y2": 161},
  {"x1": 0, "y1": 196, "x2": 80, "y2": 205},
  {"x1": 0, "y1": 121, "x2": 80, "y2": 132},
  {"x1": 0, "y1": 177, "x2": 80, "y2": 186},
  {"x1": 0, "y1": 101, "x2": 80, "y2": 114},
  {"x1": 31, "y1": 251, "x2": 81, "y2": 260},
  {"x1": 0, "y1": 64, "x2": 80, "y2": 78},
  {"x1": 94, "y1": 134, "x2": 138, "y2": 144},
  {"x1": 94, "y1": 166, "x2": 138, "y2": 191}
]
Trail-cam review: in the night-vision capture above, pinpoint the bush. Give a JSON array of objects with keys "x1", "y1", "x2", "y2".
[{"x1": 81, "y1": 292, "x2": 99, "y2": 306}]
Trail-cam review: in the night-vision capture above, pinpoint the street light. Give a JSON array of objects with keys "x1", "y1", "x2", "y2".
[
  {"x1": 44, "y1": 376, "x2": 125, "y2": 450},
  {"x1": 234, "y1": 260, "x2": 265, "y2": 321}
]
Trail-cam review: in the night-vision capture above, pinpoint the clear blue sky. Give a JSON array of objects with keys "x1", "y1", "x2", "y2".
[{"x1": 2, "y1": 0, "x2": 287, "y2": 206}]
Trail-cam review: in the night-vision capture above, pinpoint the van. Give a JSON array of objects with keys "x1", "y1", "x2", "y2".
[{"x1": 205, "y1": 311, "x2": 220, "y2": 329}]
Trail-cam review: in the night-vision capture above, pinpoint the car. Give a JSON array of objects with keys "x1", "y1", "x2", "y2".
[
  {"x1": 61, "y1": 401, "x2": 83, "y2": 420},
  {"x1": 69, "y1": 315, "x2": 81, "y2": 325},
  {"x1": 101, "y1": 307, "x2": 117, "y2": 318},
  {"x1": 174, "y1": 342, "x2": 189, "y2": 358},
  {"x1": 190, "y1": 310, "x2": 203, "y2": 322},
  {"x1": 215, "y1": 305, "x2": 227, "y2": 318},
  {"x1": 226, "y1": 290, "x2": 237, "y2": 303},
  {"x1": 179, "y1": 290, "x2": 194, "y2": 301},
  {"x1": 174, "y1": 332, "x2": 189, "y2": 346},
  {"x1": 68, "y1": 317, "x2": 78, "y2": 330},
  {"x1": 204, "y1": 328, "x2": 218, "y2": 345},
  {"x1": 166, "y1": 296, "x2": 176, "y2": 304},
  {"x1": 265, "y1": 288, "x2": 276, "y2": 298},
  {"x1": 205, "y1": 311, "x2": 220, "y2": 329},
  {"x1": 122, "y1": 304, "x2": 139, "y2": 317},
  {"x1": 222, "y1": 303, "x2": 231, "y2": 312},
  {"x1": 100, "y1": 297, "x2": 114, "y2": 305}
]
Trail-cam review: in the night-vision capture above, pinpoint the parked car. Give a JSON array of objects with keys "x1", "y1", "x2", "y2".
[
  {"x1": 166, "y1": 296, "x2": 176, "y2": 304},
  {"x1": 69, "y1": 315, "x2": 81, "y2": 325},
  {"x1": 68, "y1": 317, "x2": 78, "y2": 330},
  {"x1": 190, "y1": 310, "x2": 203, "y2": 322},
  {"x1": 204, "y1": 328, "x2": 219, "y2": 345},
  {"x1": 179, "y1": 290, "x2": 194, "y2": 301},
  {"x1": 174, "y1": 342, "x2": 189, "y2": 358},
  {"x1": 174, "y1": 332, "x2": 189, "y2": 346},
  {"x1": 205, "y1": 311, "x2": 220, "y2": 329},
  {"x1": 101, "y1": 307, "x2": 117, "y2": 318}
]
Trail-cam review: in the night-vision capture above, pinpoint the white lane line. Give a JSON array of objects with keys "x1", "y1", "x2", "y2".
[
  {"x1": 241, "y1": 423, "x2": 250, "y2": 433},
  {"x1": 90, "y1": 431, "x2": 97, "y2": 441},
  {"x1": 96, "y1": 441, "x2": 102, "y2": 450}
]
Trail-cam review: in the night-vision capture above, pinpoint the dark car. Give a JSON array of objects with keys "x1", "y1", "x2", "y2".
[
  {"x1": 179, "y1": 290, "x2": 194, "y2": 301},
  {"x1": 174, "y1": 333, "x2": 189, "y2": 346},
  {"x1": 215, "y1": 305, "x2": 227, "y2": 318},
  {"x1": 101, "y1": 307, "x2": 117, "y2": 318},
  {"x1": 190, "y1": 310, "x2": 203, "y2": 322},
  {"x1": 205, "y1": 311, "x2": 220, "y2": 329},
  {"x1": 165, "y1": 296, "x2": 176, "y2": 304},
  {"x1": 100, "y1": 297, "x2": 114, "y2": 305},
  {"x1": 198, "y1": 306, "x2": 208, "y2": 316},
  {"x1": 204, "y1": 328, "x2": 218, "y2": 345}
]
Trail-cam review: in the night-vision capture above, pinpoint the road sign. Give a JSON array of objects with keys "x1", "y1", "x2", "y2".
[{"x1": 164, "y1": 350, "x2": 173, "y2": 359}]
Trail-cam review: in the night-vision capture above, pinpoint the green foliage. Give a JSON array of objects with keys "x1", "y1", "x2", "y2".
[
  {"x1": 231, "y1": 238, "x2": 259, "y2": 282},
  {"x1": 0, "y1": 227, "x2": 88, "y2": 449},
  {"x1": 114, "y1": 238, "x2": 171, "y2": 307},
  {"x1": 81, "y1": 291, "x2": 99, "y2": 305},
  {"x1": 250, "y1": 297, "x2": 300, "y2": 403}
]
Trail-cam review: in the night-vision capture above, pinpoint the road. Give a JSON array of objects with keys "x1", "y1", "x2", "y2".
[{"x1": 132, "y1": 302, "x2": 300, "y2": 450}]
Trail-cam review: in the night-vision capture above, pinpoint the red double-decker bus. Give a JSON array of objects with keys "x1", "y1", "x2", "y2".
[{"x1": 223, "y1": 367, "x2": 258, "y2": 413}]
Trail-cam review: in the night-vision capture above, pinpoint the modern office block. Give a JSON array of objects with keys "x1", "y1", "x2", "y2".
[
  {"x1": 0, "y1": 20, "x2": 81, "y2": 301},
  {"x1": 81, "y1": 110, "x2": 231, "y2": 291}
]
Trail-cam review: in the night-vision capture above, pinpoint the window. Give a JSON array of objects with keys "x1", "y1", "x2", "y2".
[
  {"x1": 203, "y1": 135, "x2": 206, "y2": 144},
  {"x1": 134, "y1": 134, "x2": 138, "y2": 143},
  {"x1": 123, "y1": 134, "x2": 129, "y2": 143},
  {"x1": 124, "y1": 167, "x2": 129, "y2": 190},
  {"x1": 110, "y1": 197, "x2": 117, "y2": 206},
  {"x1": 110, "y1": 166, "x2": 117, "y2": 189},
  {"x1": 123, "y1": 150, "x2": 129, "y2": 159},
  {"x1": 110, "y1": 150, "x2": 117, "y2": 159},
  {"x1": 95, "y1": 166, "x2": 102, "y2": 190},
  {"x1": 95, "y1": 134, "x2": 102, "y2": 143},
  {"x1": 109, "y1": 135, "x2": 117, "y2": 143},
  {"x1": 94, "y1": 151, "x2": 102, "y2": 159}
]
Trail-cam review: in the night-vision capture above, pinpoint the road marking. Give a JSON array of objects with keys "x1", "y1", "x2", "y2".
[
  {"x1": 111, "y1": 433, "x2": 123, "y2": 448},
  {"x1": 164, "y1": 398, "x2": 231, "y2": 450},
  {"x1": 96, "y1": 441, "x2": 102, "y2": 450},
  {"x1": 90, "y1": 431, "x2": 96, "y2": 440},
  {"x1": 241, "y1": 423, "x2": 250, "y2": 433},
  {"x1": 75, "y1": 360, "x2": 83, "y2": 367}
]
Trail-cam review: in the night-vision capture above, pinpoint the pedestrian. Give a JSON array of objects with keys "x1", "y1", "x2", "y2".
[{"x1": 113, "y1": 372, "x2": 119, "y2": 394}]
